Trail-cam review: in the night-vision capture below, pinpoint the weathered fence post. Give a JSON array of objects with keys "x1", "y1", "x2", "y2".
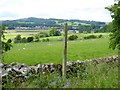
[
  {"x1": 0, "y1": 21, "x2": 2, "y2": 88},
  {"x1": 0, "y1": 21, "x2": 2, "y2": 62},
  {"x1": 62, "y1": 23, "x2": 68, "y2": 78}
]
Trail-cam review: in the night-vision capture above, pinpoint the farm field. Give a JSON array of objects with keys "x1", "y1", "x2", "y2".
[
  {"x1": 2, "y1": 31, "x2": 118, "y2": 88},
  {"x1": 4, "y1": 31, "x2": 110, "y2": 41},
  {"x1": 2, "y1": 32, "x2": 117, "y2": 65},
  {"x1": 4, "y1": 30, "x2": 47, "y2": 41}
]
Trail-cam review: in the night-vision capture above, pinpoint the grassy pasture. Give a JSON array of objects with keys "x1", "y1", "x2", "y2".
[
  {"x1": 2, "y1": 37, "x2": 117, "y2": 65},
  {"x1": 2, "y1": 31, "x2": 118, "y2": 88},
  {"x1": 3, "y1": 31, "x2": 116, "y2": 65},
  {"x1": 4, "y1": 30, "x2": 47, "y2": 42},
  {"x1": 4, "y1": 30, "x2": 110, "y2": 41},
  {"x1": 4, "y1": 30, "x2": 47, "y2": 36}
]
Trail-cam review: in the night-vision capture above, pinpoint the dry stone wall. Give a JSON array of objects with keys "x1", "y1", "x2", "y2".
[{"x1": 1, "y1": 55, "x2": 118, "y2": 85}]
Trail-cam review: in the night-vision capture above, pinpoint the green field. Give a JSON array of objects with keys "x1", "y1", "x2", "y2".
[
  {"x1": 2, "y1": 32, "x2": 118, "y2": 88},
  {"x1": 2, "y1": 34, "x2": 117, "y2": 65},
  {"x1": 4, "y1": 32, "x2": 110, "y2": 41}
]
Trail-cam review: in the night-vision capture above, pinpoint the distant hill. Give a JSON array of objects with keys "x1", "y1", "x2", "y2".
[{"x1": 1, "y1": 17, "x2": 107, "y2": 33}]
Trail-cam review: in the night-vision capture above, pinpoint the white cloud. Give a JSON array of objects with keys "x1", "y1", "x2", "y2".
[{"x1": 0, "y1": 0, "x2": 114, "y2": 22}]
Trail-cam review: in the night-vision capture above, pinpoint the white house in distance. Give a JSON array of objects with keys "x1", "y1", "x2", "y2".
[
  {"x1": 57, "y1": 27, "x2": 79, "y2": 34},
  {"x1": 68, "y1": 30, "x2": 79, "y2": 34}
]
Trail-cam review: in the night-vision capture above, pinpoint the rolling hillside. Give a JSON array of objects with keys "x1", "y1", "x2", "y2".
[{"x1": 1, "y1": 17, "x2": 106, "y2": 32}]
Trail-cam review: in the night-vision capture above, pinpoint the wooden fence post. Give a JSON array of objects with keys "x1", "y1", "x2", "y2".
[{"x1": 62, "y1": 23, "x2": 68, "y2": 78}]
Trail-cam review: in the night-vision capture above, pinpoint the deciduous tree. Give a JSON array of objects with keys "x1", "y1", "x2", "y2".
[
  {"x1": 0, "y1": 26, "x2": 12, "y2": 53},
  {"x1": 105, "y1": 1, "x2": 120, "y2": 50}
]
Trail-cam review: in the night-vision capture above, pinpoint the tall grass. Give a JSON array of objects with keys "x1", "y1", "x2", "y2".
[{"x1": 3, "y1": 61, "x2": 118, "y2": 88}]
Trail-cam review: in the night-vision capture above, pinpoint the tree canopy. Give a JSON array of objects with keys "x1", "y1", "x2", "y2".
[
  {"x1": 0, "y1": 26, "x2": 12, "y2": 53},
  {"x1": 105, "y1": 1, "x2": 120, "y2": 50},
  {"x1": 49, "y1": 28, "x2": 61, "y2": 36}
]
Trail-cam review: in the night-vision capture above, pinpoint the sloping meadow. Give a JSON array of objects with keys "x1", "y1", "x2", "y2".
[{"x1": 2, "y1": 38, "x2": 117, "y2": 65}]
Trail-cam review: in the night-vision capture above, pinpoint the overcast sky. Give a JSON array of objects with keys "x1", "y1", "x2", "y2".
[{"x1": 0, "y1": 0, "x2": 114, "y2": 22}]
